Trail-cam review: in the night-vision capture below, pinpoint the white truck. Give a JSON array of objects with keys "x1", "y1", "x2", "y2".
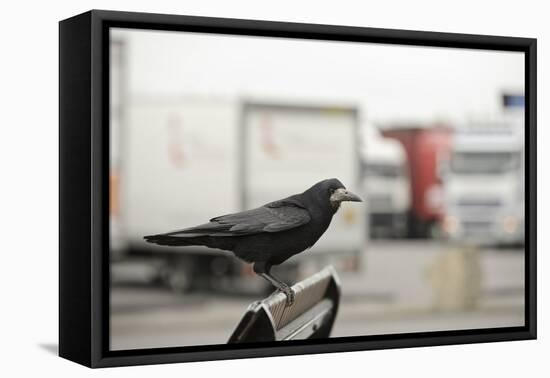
[
  {"x1": 442, "y1": 123, "x2": 525, "y2": 245},
  {"x1": 110, "y1": 97, "x2": 366, "y2": 291},
  {"x1": 360, "y1": 126, "x2": 410, "y2": 238}
]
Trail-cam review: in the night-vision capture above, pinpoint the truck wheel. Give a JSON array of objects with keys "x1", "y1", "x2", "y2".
[
  {"x1": 165, "y1": 258, "x2": 194, "y2": 293},
  {"x1": 168, "y1": 271, "x2": 191, "y2": 293}
]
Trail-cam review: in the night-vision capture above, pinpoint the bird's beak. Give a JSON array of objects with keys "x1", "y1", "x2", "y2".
[{"x1": 330, "y1": 188, "x2": 363, "y2": 203}]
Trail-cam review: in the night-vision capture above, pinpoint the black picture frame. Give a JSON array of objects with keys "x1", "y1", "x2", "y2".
[{"x1": 59, "y1": 9, "x2": 537, "y2": 368}]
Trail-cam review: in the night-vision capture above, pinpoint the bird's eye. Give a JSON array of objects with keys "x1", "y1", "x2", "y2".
[{"x1": 329, "y1": 188, "x2": 335, "y2": 194}]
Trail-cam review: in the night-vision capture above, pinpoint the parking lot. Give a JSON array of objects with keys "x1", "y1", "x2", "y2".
[{"x1": 111, "y1": 240, "x2": 524, "y2": 350}]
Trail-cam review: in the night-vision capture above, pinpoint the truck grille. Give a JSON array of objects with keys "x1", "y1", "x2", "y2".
[
  {"x1": 457, "y1": 198, "x2": 501, "y2": 207},
  {"x1": 462, "y1": 221, "x2": 493, "y2": 236},
  {"x1": 456, "y1": 198, "x2": 501, "y2": 219},
  {"x1": 369, "y1": 194, "x2": 392, "y2": 212}
]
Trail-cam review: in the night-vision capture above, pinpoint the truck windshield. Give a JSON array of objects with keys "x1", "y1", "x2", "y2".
[
  {"x1": 451, "y1": 152, "x2": 519, "y2": 174},
  {"x1": 363, "y1": 162, "x2": 404, "y2": 178}
]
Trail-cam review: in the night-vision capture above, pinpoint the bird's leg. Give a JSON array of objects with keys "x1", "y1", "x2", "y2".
[
  {"x1": 254, "y1": 262, "x2": 295, "y2": 306},
  {"x1": 260, "y1": 273, "x2": 296, "y2": 306}
]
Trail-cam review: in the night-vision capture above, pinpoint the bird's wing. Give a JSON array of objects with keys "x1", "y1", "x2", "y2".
[{"x1": 165, "y1": 200, "x2": 311, "y2": 237}]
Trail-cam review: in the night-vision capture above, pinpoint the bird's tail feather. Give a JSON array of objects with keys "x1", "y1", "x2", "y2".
[
  {"x1": 144, "y1": 222, "x2": 235, "y2": 246},
  {"x1": 143, "y1": 234, "x2": 199, "y2": 246},
  {"x1": 143, "y1": 232, "x2": 237, "y2": 254}
]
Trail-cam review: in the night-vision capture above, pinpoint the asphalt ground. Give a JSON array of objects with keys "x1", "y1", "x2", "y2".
[{"x1": 110, "y1": 240, "x2": 524, "y2": 350}]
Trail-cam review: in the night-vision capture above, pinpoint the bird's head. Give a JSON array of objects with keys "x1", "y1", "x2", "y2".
[{"x1": 309, "y1": 178, "x2": 363, "y2": 212}]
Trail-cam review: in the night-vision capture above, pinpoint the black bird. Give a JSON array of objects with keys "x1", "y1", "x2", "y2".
[{"x1": 144, "y1": 178, "x2": 362, "y2": 305}]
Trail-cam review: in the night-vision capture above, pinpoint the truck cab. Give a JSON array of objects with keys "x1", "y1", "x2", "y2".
[
  {"x1": 361, "y1": 126, "x2": 410, "y2": 238},
  {"x1": 442, "y1": 124, "x2": 525, "y2": 245}
]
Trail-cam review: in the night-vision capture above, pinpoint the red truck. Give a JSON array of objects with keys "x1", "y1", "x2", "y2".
[{"x1": 382, "y1": 125, "x2": 452, "y2": 238}]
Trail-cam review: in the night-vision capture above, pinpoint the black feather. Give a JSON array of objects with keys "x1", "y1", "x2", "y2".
[{"x1": 144, "y1": 178, "x2": 349, "y2": 267}]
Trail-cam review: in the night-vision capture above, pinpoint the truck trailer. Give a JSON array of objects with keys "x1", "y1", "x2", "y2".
[{"x1": 110, "y1": 97, "x2": 366, "y2": 292}]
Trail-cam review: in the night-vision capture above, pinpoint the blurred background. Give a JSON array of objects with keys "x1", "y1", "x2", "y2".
[{"x1": 109, "y1": 29, "x2": 525, "y2": 350}]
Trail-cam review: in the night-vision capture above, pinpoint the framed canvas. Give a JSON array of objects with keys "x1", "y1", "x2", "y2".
[{"x1": 59, "y1": 10, "x2": 537, "y2": 368}]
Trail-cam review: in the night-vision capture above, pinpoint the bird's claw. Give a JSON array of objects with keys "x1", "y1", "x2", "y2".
[{"x1": 279, "y1": 286, "x2": 295, "y2": 306}]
